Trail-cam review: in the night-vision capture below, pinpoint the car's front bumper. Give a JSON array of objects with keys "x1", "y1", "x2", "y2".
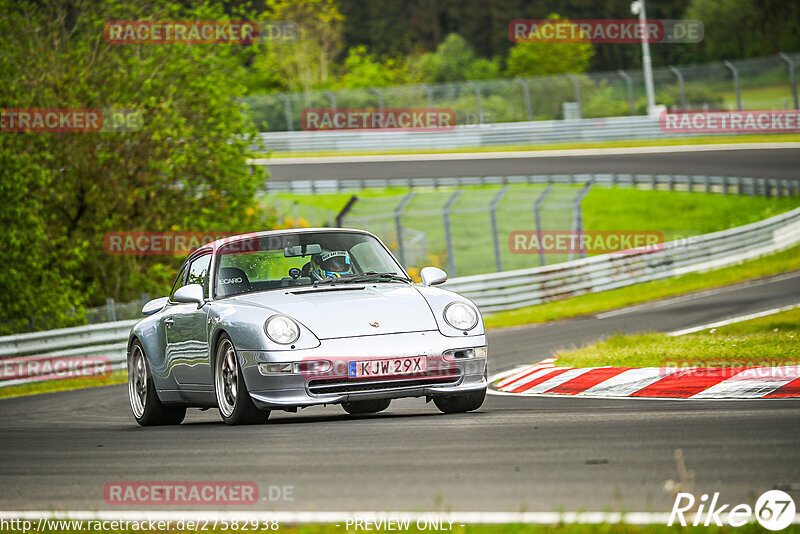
[{"x1": 238, "y1": 330, "x2": 487, "y2": 410}]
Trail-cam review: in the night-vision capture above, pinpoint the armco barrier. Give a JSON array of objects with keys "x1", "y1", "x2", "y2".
[
  {"x1": 1, "y1": 204, "x2": 799, "y2": 387},
  {"x1": 259, "y1": 173, "x2": 799, "y2": 198},
  {"x1": 251, "y1": 116, "x2": 723, "y2": 153},
  {"x1": 0, "y1": 320, "x2": 134, "y2": 387}
]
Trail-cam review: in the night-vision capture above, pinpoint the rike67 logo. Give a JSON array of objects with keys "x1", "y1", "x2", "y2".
[{"x1": 669, "y1": 490, "x2": 796, "y2": 530}]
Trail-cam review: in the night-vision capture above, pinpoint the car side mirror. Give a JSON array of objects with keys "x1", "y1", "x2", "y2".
[
  {"x1": 142, "y1": 296, "x2": 168, "y2": 316},
  {"x1": 173, "y1": 284, "x2": 205, "y2": 307},
  {"x1": 420, "y1": 266, "x2": 447, "y2": 287}
]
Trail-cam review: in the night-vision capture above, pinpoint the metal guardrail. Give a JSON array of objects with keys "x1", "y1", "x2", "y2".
[
  {"x1": 1, "y1": 183, "x2": 798, "y2": 386},
  {"x1": 0, "y1": 320, "x2": 134, "y2": 387},
  {"x1": 251, "y1": 115, "x2": 716, "y2": 153},
  {"x1": 443, "y1": 206, "x2": 800, "y2": 313},
  {"x1": 261, "y1": 173, "x2": 800, "y2": 197}
]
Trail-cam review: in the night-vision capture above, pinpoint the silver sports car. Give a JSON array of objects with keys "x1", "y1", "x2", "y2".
[{"x1": 127, "y1": 228, "x2": 488, "y2": 425}]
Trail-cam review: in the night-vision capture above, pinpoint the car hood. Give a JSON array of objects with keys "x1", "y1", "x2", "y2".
[{"x1": 226, "y1": 284, "x2": 437, "y2": 339}]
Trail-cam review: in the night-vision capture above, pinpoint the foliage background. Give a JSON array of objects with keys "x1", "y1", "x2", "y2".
[{"x1": 0, "y1": 0, "x2": 269, "y2": 333}]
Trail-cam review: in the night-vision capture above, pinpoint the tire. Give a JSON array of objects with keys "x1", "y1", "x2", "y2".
[
  {"x1": 214, "y1": 334, "x2": 270, "y2": 425},
  {"x1": 128, "y1": 340, "x2": 186, "y2": 426},
  {"x1": 433, "y1": 387, "x2": 486, "y2": 414},
  {"x1": 341, "y1": 399, "x2": 391, "y2": 415}
]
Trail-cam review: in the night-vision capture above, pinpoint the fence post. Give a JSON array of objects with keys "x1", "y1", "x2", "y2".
[
  {"x1": 336, "y1": 195, "x2": 359, "y2": 227},
  {"x1": 779, "y1": 53, "x2": 799, "y2": 110},
  {"x1": 763, "y1": 178, "x2": 771, "y2": 198},
  {"x1": 323, "y1": 90, "x2": 337, "y2": 110},
  {"x1": 566, "y1": 74, "x2": 582, "y2": 118},
  {"x1": 466, "y1": 80, "x2": 483, "y2": 122},
  {"x1": 106, "y1": 298, "x2": 116, "y2": 322},
  {"x1": 515, "y1": 77, "x2": 533, "y2": 121},
  {"x1": 704, "y1": 176, "x2": 711, "y2": 194},
  {"x1": 723, "y1": 61, "x2": 743, "y2": 110},
  {"x1": 489, "y1": 186, "x2": 509, "y2": 272},
  {"x1": 368, "y1": 87, "x2": 385, "y2": 112},
  {"x1": 533, "y1": 185, "x2": 553, "y2": 267},
  {"x1": 418, "y1": 83, "x2": 434, "y2": 111},
  {"x1": 394, "y1": 192, "x2": 415, "y2": 266},
  {"x1": 668, "y1": 66, "x2": 687, "y2": 110},
  {"x1": 571, "y1": 181, "x2": 593, "y2": 260},
  {"x1": 277, "y1": 92, "x2": 293, "y2": 131},
  {"x1": 722, "y1": 176, "x2": 729, "y2": 195},
  {"x1": 617, "y1": 70, "x2": 635, "y2": 116},
  {"x1": 687, "y1": 174, "x2": 693, "y2": 192},
  {"x1": 737, "y1": 177, "x2": 744, "y2": 196},
  {"x1": 442, "y1": 190, "x2": 463, "y2": 277}
]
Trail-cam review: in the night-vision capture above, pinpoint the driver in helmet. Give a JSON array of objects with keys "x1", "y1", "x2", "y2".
[{"x1": 309, "y1": 250, "x2": 354, "y2": 280}]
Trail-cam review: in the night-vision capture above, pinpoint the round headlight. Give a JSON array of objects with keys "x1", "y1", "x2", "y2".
[
  {"x1": 443, "y1": 302, "x2": 478, "y2": 331},
  {"x1": 265, "y1": 315, "x2": 300, "y2": 344}
]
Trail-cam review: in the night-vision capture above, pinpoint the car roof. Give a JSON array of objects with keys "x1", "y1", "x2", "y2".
[{"x1": 189, "y1": 227, "x2": 377, "y2": 258}]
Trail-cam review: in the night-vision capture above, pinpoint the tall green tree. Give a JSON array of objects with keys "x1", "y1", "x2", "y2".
[
  {"x1": 412, "y1": 33, "x2": 501, "y2": 83},
  {"x1": 0, "y1": 0, "x2": 268, "y2": 333},
  {"x1": 685, "y1": 0, "x2": 800, "y2": 61},
  {"x1": 505, "y1": 15, "x2": 594, "y2": 77},
  {"x1": 248, "y1": 0, "x2": 345, "y2": 92}
]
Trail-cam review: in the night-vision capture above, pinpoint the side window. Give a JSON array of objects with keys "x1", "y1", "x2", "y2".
[
  {"x1": 169, "y1": 263, "x2": 188, "y2": 301},
  {"x1": 186, "y1": 254, "x2": 212, "y2": 293}
]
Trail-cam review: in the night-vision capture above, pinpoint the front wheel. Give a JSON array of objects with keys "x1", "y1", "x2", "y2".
[
  {"x1": 128, "y1": 341, "x2": 186, "y2": 426},
  {"x1": 214, "y1": 334, "x2": 270, "y2": 425},
  {"x1": 342, "y1": 399, "x2": 391, "y2": 415},
  {"x1": 433, "y1": 388, "x2": 486, "y2": 414}
]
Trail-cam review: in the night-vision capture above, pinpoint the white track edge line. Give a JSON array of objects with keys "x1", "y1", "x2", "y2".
[{"x1": 667, "y1": 303, "x2": 800, "y2": 336}]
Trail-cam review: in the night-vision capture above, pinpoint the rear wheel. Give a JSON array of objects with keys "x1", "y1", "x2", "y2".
[
  {"x1": 214, "y1": 334, "x2": 270, "y2": 425},
  {"x1": 433, "y1": 388, "x2": 486, "y2": 414},
  {"x1": 128, "y1": 341, "x2": 186, "y2": 426},
  {"x1": 342, "y1": 399, "x2": 391, "y2": 415}
]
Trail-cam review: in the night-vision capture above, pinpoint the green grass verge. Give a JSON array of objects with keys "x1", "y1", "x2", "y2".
[
  {"x1": 0, "y1": 369, "x2": 127, "y2": 400},
  {"x1": 29, "y1": 522, "x2": 800, "y2": 534},
  {"x1": 260, "y1": 134, "x2": 800, "y2": 158},
  {"x1": 275, "y1": 184, "x2": 800, "y2": 277},
  {"x1": 483, "y1": 244, "x2": 800, "y2": 329},
  {"x1": 555, "y1": 308, "x2": 800, "y2": 368},
  {"x1": 721, "y1": 84, "x2": 796, "y2": 110}
]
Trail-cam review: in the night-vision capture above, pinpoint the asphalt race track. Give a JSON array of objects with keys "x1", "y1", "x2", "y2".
[
  {"x1": 265, "y1": 145, "x2": 800, "y2": 181},
  {"x1": 1, "y1": 272, "x2": 798, "y2": 513},
  {"x1": 1, "y1": 146, "x2": 799, "y2": 515}
]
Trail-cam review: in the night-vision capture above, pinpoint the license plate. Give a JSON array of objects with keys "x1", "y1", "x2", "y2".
[{"x1": 348, "y1": 357, "x2": 426, "y2": 378}]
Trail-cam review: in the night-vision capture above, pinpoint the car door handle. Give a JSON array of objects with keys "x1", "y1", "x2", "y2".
[{"x1": 164, "y1": 318, "x2": 174, "y2": 329}]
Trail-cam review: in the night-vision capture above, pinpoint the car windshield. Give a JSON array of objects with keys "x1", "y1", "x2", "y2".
[{"x1": 214, "y1": 231, "x2": 407, "y2": 298}]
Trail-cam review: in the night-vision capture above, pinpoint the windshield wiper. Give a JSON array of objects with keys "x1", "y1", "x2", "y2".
[
  {"x1": 314, "y1": 271, "x2": 412, "y2": 286},
  {"x1": 343, "y1": 271, "x2": 413, "y2": 284}
]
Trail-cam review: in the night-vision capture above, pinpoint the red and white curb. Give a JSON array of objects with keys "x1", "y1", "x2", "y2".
[{"x1": 490, "y1": 358, "x2": 800, "y2": 399}]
